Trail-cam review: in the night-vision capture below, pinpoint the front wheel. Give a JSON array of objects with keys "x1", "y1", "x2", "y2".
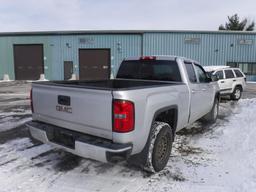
[
  {"x1": 202, "y1": 97, "x2": 219, "y2": 123},
  {"x1": 144, "y1": 121, "x2": 173, "y2": 173}
]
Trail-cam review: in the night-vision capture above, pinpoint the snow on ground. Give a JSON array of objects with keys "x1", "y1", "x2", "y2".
[
  {"x1": 140, "y1": 99, "x2": 256, "y2": 192},
  {"x1": 1, "y1": 82, "x2": 256, "y2": 192},
  {"x1": 0, "y1": 81, "x2": 31, "y2": 132}
]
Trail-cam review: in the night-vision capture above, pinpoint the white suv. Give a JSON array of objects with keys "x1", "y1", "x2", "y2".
[{"x1": 204, "y1": 66, "x2": 246, "y2": 100}]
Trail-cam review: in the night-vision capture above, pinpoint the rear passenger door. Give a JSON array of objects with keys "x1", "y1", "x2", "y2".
[
  {"x1": 184, "y1": 62, "x2": 204, "y2": 123},
  {"x1": 214, "y1": 70, "x2": 226, "y2": 91}
]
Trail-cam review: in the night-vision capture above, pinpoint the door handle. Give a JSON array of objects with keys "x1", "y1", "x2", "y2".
[
  {"x1": 202, "y1": 88, "x2": 206, "y2": 91},
  {"x1": 233, "y1": 79, "x2": 236, "y2": 82},
  {"x1": 220, "y1": 81, "x2": 225, "y2": 83},
  {"x1": 191, "y1": 89, "x2": 196, "y2": 94}
]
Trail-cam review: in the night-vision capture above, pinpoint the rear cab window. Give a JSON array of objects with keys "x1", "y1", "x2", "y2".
[
  {"x1": 224, "y1": 70, "x2": 235, "y2": 79},
  {"x1": 117, "y1": 60, "x2": 182, "y2": 82}
]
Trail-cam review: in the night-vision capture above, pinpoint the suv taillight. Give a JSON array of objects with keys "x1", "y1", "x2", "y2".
[
  {"x1": 113, "y1": 100, "x2": 134, "y2": 133},
  {"x1": 30, "y1": 88, "x2": 34, "y2": 113}
]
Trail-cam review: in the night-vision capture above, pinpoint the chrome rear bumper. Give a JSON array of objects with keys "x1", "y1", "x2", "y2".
[{"x1": 26, "y1": 121, "x2": 132, "y2": 162}]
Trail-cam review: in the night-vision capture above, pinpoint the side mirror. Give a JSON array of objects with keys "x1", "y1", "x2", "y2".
[{"x1": 211, "y1": 74, "x2": 219, "y2": 82}]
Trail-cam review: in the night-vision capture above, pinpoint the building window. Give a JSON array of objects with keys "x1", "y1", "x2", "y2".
[{"x1": 227, "y1": 62, "x2": 256, "y2": 75}]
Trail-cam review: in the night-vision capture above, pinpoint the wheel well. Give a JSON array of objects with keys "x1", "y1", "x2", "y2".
[
  {"x1": 154, "y1": 107, "x2": 177, "y2": 137},
  {"x1": 235, "y1": 84, "x2": 243, "y2": 91}
]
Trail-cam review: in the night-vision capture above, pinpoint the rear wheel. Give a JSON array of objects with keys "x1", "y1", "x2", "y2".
[
  {"x1": 144, "y1": 121, "x2": 173, "y2": 173},
  {"x1": 231, "y1": 86, "x2": 242, "y2": 100}
]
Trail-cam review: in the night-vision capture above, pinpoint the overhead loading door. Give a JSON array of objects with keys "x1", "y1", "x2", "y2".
[
  {"x1": 79, "y1": 49, "x2": 110, "y2": 80},
  {"x1": 14, "y1": 44, "x2": 44, "y2": 80}
]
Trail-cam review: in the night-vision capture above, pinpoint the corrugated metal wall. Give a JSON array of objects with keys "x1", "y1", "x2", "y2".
[
  {"x1": 0, "y1": 31, "x2": 256, "y2": 80},
  {"x1": 143, "y1": 32, "x2": 256, "y2": 65},
  {"x1": 0, "y1": 34, "x2": 142, "y2": 80},
  {"x1": 0, "y1": 36, "x2": 53, "y2": 80},
  {"x1": 51, "y1": 34, "x2": 142, "y2": 80},
  {"x1": 143, "y1": 32, "x2": 256, "y2": 81}
]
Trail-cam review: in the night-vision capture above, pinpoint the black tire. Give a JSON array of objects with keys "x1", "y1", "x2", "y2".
[
  {"x1": 202, "y1": 97, "x2": 219, "y2": 123},
  {"x1": 144, "y1": 121, "x2": 173, "y2": 173},
  {"x1": 231, "y1": 86, "x2": 242, "y2": 100}
]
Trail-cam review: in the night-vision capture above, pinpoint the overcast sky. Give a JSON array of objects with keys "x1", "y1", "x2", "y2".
[{"x1": 0, "y1": 0, "x2": 255, "y2": 32}]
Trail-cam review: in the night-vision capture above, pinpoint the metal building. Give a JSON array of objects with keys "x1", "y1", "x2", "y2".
[{"x1": 0, "y1": 30, "x2": 256, "y2": 81}]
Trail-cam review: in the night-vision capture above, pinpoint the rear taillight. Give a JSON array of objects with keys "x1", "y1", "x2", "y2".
[
  {"x1": 140, "y1": 56, "x2": 156, "y2": 60},
  {"x1": 30, "y1": 88, "x2": 34, "y2": 113},
  {"x1": 113, "y1": 100, "x2": 134, "y2": 133}
]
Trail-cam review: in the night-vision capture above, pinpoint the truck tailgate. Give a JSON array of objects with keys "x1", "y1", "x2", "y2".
[{"x1": 32, "y1": 84, "x2": 113, "y2": 140}]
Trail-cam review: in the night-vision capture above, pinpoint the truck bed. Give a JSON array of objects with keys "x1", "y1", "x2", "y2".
[{"x1": 34, "y1": 79, "x2": 182, "y2": 90}]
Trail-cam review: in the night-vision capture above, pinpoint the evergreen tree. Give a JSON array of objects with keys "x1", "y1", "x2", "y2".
[{"x1": 219, "y1": 14, "x2": 255, "y2": 31}]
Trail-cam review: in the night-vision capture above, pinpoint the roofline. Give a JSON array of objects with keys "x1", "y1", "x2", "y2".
[{"x1": 0, "y1": 29, "x2": 256, "y2": 36}]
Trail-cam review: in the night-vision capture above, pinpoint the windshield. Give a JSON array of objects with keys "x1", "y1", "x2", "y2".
[{"x1": 116, "y1": 60, "x2": 182, "y2": 82}]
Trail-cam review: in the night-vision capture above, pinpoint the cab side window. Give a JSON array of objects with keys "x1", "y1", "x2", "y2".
[
  {"x1": 194, "y1": 64, "x2": 208, "y2": 83},
  {"x1": 225, "y1": 70, "x2": 235, "y2": 79},
  {"x1": 185, "y1": 62, "x2": 197, "y2": 83},
  {"x1": 215, "y1": 70, "x2": 224, "y2": 79}
]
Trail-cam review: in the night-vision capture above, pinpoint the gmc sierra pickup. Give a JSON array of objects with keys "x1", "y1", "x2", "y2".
[{"x1": 27, "y1": 56, "x2": 220, "y2": 172}]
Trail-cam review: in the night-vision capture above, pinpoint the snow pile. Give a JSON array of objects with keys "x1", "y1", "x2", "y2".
[
  {"x1": 217, "y1": 99, "x2": 256, "y2": 191},
  {"x1": 142, "y1": 99, "x2": 256, "y2": 192}
]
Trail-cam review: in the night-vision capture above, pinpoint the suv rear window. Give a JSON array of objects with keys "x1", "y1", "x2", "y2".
[
  {"x1": 224, "y1": 70, "x2": 235, "y2": 79},
  {"x1": 234, "y1": 69, "x2": 244, "y2": 77},
  {"x1": 117, "y1": 60, "x2": 182, "y2": 82}
]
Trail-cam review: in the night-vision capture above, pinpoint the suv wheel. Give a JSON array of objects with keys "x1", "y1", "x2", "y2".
[
  {"x1": 231, "y1": 86, "x2": 242, "y2": 100},
  {"x1": 144, "y1": 121, "x2": 173, "y2": 173}
]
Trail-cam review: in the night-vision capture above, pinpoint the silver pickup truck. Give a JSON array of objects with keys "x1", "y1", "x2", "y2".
[{"x1": 27, "y1": 56, "x2": 220, "y2": 172}]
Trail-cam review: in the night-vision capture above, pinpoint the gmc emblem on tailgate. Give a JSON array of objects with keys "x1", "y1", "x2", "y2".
[{"x1": 56, "y1": 105, "x2": 72, "y2": 113}]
